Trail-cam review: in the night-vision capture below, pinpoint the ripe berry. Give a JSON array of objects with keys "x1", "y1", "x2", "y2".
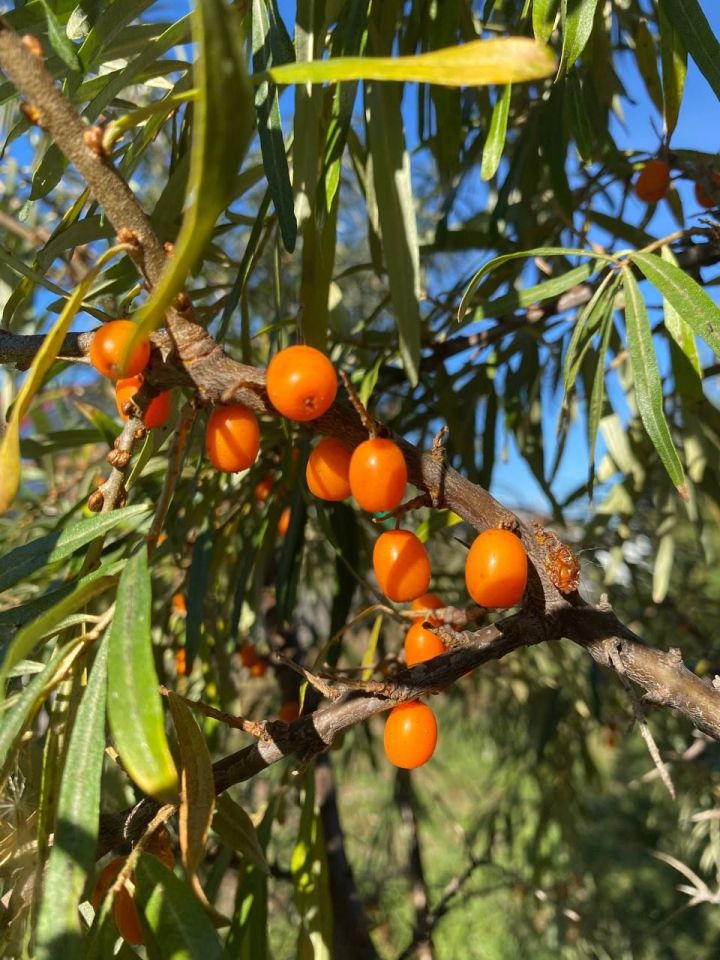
[
  {"x1": 205, "y1": 404, "x2": 260, "y2": 473},
  {"x1": 349, "y1": 438, "x2": 407, "y2": 513},
  {"x1": 175, "y1": 648, "x2": 186, "y2": 676},
  {"x1": 91, "y1": 857, "x2": 143, "y2": 945},
  {"x1": 695, "y1": 174, "x2": 720, "y2": 209},
  {"x1": 254, "y1": 474, "x2": 273, "y2": 502},
  {"x1": 115, "y1": 375, "x2": 171, "y2": 429},
  {"x1": 278, "y1": 701, "x2": 300, "y2": 723},
  {"x1": 634, "y1": 159, "x2": 670, "y2": 203},
  {"x1": 404, "y1": 622, "x2": 446, "y2": 666},
  {"x1": 171, "y1": 593, "x2": 186, "y2": 616},
  {"x1": 239, "y1": 643, "x2": 258, "y2": 668},
  {"x1": 265, "y1": 345, "x2": 337, "y2": 421},
  {"x1": 373, "y1": 529, "x2": 431, "y2": 602},
  {"x1": 306, "y1": 438, "x2": 352, "y2": 501},
  {"x1": 383, "y1": 700, "x2": 437, "y2": 769},
  {"x1": 250, "y1": 659, "x2": 267, "y2": 678},
  {"x1": 464, "y1": 528, "x2": 528, "y2": 609},
  {"x1": 410, "y1": 593, "x2": 444, "y2": 627},
  {"x1": 277, "y1": 506, "x2": 291, "y2": 535},
  {"x1": 89, "y1": 320, "x2": 151, "y2": 379}
]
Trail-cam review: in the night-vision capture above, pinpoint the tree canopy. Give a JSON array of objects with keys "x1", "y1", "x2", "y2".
[{"x1": 1, "y1": 1, "x2": 720, "y2": 957}]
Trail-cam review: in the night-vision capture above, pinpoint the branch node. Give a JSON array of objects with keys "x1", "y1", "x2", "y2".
[
  {"x1": 20, "y1": 34, "x2": 43, "y2": 59},
  {"x1": 87, "y1": 489, "x2": 104, "y2": 513},
  {"x1": 83, "y1": 125, "x2": 108, "y2": 159}
]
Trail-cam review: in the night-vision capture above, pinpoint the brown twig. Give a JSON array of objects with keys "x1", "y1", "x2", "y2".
[{"x1": 158, "y1": 686, "x2": 269, "y2": 739}]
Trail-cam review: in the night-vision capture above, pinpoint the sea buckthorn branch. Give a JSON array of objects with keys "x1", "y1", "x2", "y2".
[{"x1": 4, "y1": 14, "x2": 720, "y2": 859}]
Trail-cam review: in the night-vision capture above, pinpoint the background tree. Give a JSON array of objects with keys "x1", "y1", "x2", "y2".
[{"x1": 1, "y1": 0, "x2": 720, "y2": 957}]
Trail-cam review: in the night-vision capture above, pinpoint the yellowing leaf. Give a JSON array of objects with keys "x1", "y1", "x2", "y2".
[
  {"x1": 0, "y1": 245, "x2": 126, "y2": 514},
  {"x1": 268, "y1": 38, "x2": 556, "y2": 88}
]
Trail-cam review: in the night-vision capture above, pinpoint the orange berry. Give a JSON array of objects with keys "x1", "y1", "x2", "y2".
[
  {"x1": 349, "y1": 438, "x2": 407, "y2": 513},
  {"x1": 694, "y1": 173, "x2": 720, "y2": 208},
  {"x1": 265, "y1": 345, "x2": 337, "y2": 421},
  {"x1": 404, "y1": 622, "x2": 446, "y2": 667},
  {"x1": 91, "y1": 856, "x2": 143, "y2": 945},
  {"x1": 250, "y1": 659, "x2": 267, "y2": 678},
  {"x1": 410, "y1": 593, "x2": 444, "y2": 627},
  {"x1": 254, "y1": 474, "x2": 273, "y2": 502},
  {"x1": 278, "y1": 701, "x2": 300, "y2": 723},
  {"x1": 383, "y1": 700, "x2": 437, "y2": 769},
  {"x1": 171, "y1": 593, "x2": 186, "y2": 616},
  {"x1": 634, "y1": 159, "x2": 670, "y2": 203},
  {"x1": 464, "y1": 528, "x2": 528, "y2": 609},
  {"x1": 373, "y1": 529, "x2": 431, "y2": 602},
  {"x1": 175, "y1": 648, "x2": 186, "y2": 676},
  {"x1": 89, "y1": 320, "x2": 151, "y2": 380},
  {"x1": 205, "y1": 404, "x2": 260, "y2": 473},
  {"x1": 306, "y1": 438, "x2": 352, "y2": 501},
  {"x1": 115, "y1": 375, "x2": 171, "y2": 429},
  {"x1": 239, "y1": 643, "x2": 259, "y2": 668},
  {"x1": 277, "y1": 506, "x2": 291, "y2": 535}
]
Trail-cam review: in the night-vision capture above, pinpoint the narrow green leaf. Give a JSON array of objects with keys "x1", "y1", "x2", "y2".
[
  {"x1": 659, "y1": 0, "x2": 720, "y2": 102},
  {"x1": 131, "y1": 0, "x2": 254, "y2": 345},
  {"x1": 38, "y1": 0, "x2": 81, "y2": 71},
  {"x1": 0, "y1": 245, "x2": 127, "y2": 514},
  {"x1": 185, "y1": 529, "x2": 212, "y2": 670},
  {"x1": 252, "y1": 0, "x2": 297, "y2": 253},
  {"x1": 652, "y1": 531, "x2": 675, "y2": 603},
  {"x1": 36, "y1": 637, "x2": 108, "y2": 959},
  {"x1": 269, "y1": 38, "x2": 556, "y2": 86},
  {"x1": 225, "y1": 801, "x2": 274, "y2": 959},
  {"x1": 367, "y1": 81, "x2": 421, "y2": 384},
  {"x1": 0, "y1": 638, "x2": 84, "y2": 788},
  {"x1": 458, "y1": 246, "x2": 611, "y2": 322},
  {"x1": 559, "y1": 0, "x2": 601, "y2": 75},
  {"x1": 135, "y1": 855, "x2": 224, "y2": 960},
  {"x1": 469, "y1": 262, "x2": 595, "y2": 323},
  {"x1": 213, "y1": 793, "x2": 270, "y2": 876},
  {"x1": 622, "y1": 268, "x2": 686, "y2": 493},
  {"x1": 659, "y1": 7, "x2": 687, "y2": 139},
  {"x1": 567, "y1": 72, "x2": 593, "y2": 163},
  {"x1": 107, "y1": 546, "x2": 178, "y2": 802},
  {"x1": 634, "y1": 20, "x2": 663, "y2": 114},
  {"x1": 0, "y1": 505, "x2": 149, "y2": 595},
  {"x1": 659, "y1": 247, "x2": 703, "y2": 408},
  {"x1": 0, "y1": 575, "x2": 115, "y2": 693},
  {"x1": 632, "y1": 251, "x2": 720, "y2": 357},
  {"x1": 587, "y1": 308, "x2": 614, "y2": 496},
  {"x1": 167, "y1": 692, "x2": 215, "y2": 879},
  {"x1": 563, "y1": 270, "x2": 617, "y2": 396},
  {"x1": 533, "y1": 0, "x2": 559, "y2": 42},
  {"x1": 481, "y1": 84, "x2": 511, "y2": 181},
  {"x1": 291, "y1": 773, "x2": 332, "y2": 960}
]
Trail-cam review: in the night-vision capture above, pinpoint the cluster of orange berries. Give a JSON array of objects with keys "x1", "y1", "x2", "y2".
[
  {"x1": 634, "y1": 157, "x2": 719, "y2": 208},
  {"x1": 91, "y1": 332, "x2": 530, "y2": 772}
]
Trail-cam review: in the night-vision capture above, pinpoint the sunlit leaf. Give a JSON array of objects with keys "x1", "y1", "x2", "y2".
[
  {"x1": 632, "y1": 251, "x2": 720, "y2": 357},
  {"x1": 659, "y1": 7, "x2": 687, "y2": 139},
  {"x1": 167, "y1": 693, "x2": 215, "y2": 883},
  {"x1": 213, "y1": 793, "x2": 270, "y2": 876},
  {"x1": 659, "y1": 0, "x2": 720, "y2": 102},
  {"x1": 107, "y1": 546, "x2": 178, "y2": 802},
  {"x1": 559, "y1": 0, "x2": 602, "y2": 75},
  {"x1": 135, "y1": 854, "x2": 224, "y2": 959},
  {"x1": 622, "y1": 268, "x2": 686, "y2": 495},
  {"x1": 481, "y1": 84, "x2": 511, "y2": 181},
  {"x1": 0, "y1": 504, "x2": 149, "y2": 594},
  {"x1": 269, "y1": 38, "x2": 555, "y2": 87}
]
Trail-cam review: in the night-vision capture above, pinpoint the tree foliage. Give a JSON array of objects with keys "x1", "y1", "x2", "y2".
[{"x1": 1, "y1": 1, "x2": 720, "y2": 957}]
